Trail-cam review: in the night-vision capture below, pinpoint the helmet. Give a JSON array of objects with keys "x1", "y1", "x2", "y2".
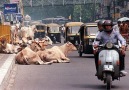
[
  {"x1": 97, "y1": 20, "x2": 105, "y2": 26},
  {"x1": 103, "y1": 20, "x2": 113, "y2": 32},
  {"x1": 103, "y1": 20, "x2": 113, "y2": 26}
]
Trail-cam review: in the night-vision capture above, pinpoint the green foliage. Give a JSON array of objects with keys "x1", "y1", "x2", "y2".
[
  {"x1": 73, "y1": 4, "x2": 95, "y2": 22},
  {"x1": 23, "y1": 4, "x2": 99, "y2": 22},
  {"x1": 24, "y1": 6, "x2": 74, "y2": 20},
  {"x1": 73, "y1": 5, "x2": 82, "y2": 22}
]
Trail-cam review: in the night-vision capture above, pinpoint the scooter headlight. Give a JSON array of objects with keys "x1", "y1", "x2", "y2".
[{"x1": 106, "y1": 42, "x2": 113, "y2": 49}]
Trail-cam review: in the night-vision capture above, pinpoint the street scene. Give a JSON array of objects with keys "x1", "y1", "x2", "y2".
[
  {"x1": 6, "y1": 40, "x2": 129, "y2": 90},
  {"x1": 0, "y1": 0, "x2": 129, "y2": 90}
]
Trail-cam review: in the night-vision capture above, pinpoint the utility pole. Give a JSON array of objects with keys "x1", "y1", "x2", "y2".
[
  {"x1": 106, "y1": 0, "x2": 111, "y2": 19},
  {"x1": 20, "y1": 0, "x2": 24, "y2": 17},
  {"x1": 19, "y1": 0, "x2": 24, "y2": 26},
  {"x1": 113, "y1": 0, "x2": 116, "y2": 21},
  {"x1": 79, "y1": 5, "x2": 82, "y2": 22},
  {"x1": 93, "y1": 0, "x2": 96, "y2": 21}
]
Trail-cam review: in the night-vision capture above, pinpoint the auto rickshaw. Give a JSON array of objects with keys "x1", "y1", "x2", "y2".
[
  {"x1": 34, "y1": 23, "x2": 47, "y2": 39},
  {"x1": 46, "y1": 23, "x2": 61, "y2": 43},
  {"x1": 64, "y1": 22, "x2": 84, "y2": 48},
  {"x1": 78, "y1": 23, "x2": 98, "y2": 57}
]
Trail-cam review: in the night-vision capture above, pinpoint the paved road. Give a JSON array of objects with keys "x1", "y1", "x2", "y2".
[{"x1": 4, "y1": 46, "x2": 129, "y2": 90}]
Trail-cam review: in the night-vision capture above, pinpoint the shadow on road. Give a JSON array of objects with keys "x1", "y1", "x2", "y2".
[
  {"x1": 70, "y1": 84, "x2": 120, "y2": 90},
  {"x1": 69, "y1": 55, "x2": 94, "y2": 59}
]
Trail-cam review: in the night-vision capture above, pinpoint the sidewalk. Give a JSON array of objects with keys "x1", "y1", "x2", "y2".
[{"x1": 0, "y1": 54, "x2": 15, "y2": 90}]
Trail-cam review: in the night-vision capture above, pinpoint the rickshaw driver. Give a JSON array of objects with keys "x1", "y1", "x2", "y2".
[{"x1": 93, "y1": 20, "x2": 128, "y2": 76}]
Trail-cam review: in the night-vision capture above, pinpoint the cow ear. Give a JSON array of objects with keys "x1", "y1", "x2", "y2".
[
  {"x1": 66, "y1": 41, "x2": 70, "y2": 46},
  {"x1": 66, "y1": 41, "x2": 70, "y2": 44},
  {"x1": 67, "y1": 41, "x2": 73, "y2": 45}
]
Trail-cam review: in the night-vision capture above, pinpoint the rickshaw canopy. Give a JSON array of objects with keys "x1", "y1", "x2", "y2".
[
  {"x1": 46, "y1": 23, "x2": 60, "y2": 27},
  {"x1": 79, "y1": 22, "x2": 98, "y2": 37},
  {"x1": 81, "y1": 22, "x2": 97, "y2": 27},
  {"x1": 35, "y1": 23, "x2": 47, "y2": 32},
  {"x1": 65, "y1": 22, "x2": 84, "y2": 27},
  {"x1": 30, "y1": 21, "x2": 41, "y2": 25},
  {"x1": 35, "y1": 23, "x2": 47, "y2": 26},
  {"x1": 47, "y1": 23, "x2": 61, "y2": 33}
]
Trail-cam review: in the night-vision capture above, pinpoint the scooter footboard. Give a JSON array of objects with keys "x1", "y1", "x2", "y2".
[{"x1": 97, "y1": 65, "x2": 103, "y2": 79}]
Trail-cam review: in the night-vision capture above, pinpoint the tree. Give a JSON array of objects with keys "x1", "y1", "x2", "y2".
[{"x1": 73, "y1": 5, "x2": 82, "y2": 22}]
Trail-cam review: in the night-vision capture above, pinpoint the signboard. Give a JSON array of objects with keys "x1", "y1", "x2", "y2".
[
  {"x1": 4, "y1": 4, "x2": 18, "y2": 14},
  {"x1": 10, "y1": 0, "x2": 20, "y2": 3}
]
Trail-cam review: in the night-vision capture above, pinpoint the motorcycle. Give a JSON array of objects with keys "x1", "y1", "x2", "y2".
[{"x1": 95, "y1": 42, "x2": 124, "y2": 90}]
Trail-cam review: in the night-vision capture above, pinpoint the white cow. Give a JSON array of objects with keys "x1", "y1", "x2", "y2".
[
  {"x1": 15, "y1": 47, "x2": 52, "y2": 65},
  {"x1": 20, "y1": 25, "x2": 36, "y2": 40},
  {"x1": 3, "y1": 43, "x2": 21, "y2": 54},
  {"x1": 37, "y1": 42, "x2": 77, "y2": 63},
  {"x1": 0, "y1": 38, "x2": 21, "y2": 54},
  {"x1": 43, "y1": 36, "x2": 53, "y2": 45}
]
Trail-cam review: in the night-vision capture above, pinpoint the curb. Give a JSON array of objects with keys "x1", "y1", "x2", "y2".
[{"x1": 0, "y1": 54, "x2": 15, "y2": 90}]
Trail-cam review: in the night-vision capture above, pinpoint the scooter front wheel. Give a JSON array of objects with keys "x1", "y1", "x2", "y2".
[{"x1": 106, "y1": 73, "x2": 112, "y2": 90}]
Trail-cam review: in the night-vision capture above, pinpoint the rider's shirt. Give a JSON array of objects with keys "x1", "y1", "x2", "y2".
[
  {"x1": 93, "y1": 29, "x2": 104, "y2": 46},
  {"x1": 93, "y1": 29, "x2": 126, "y2": 46},
  {"x1": 113, "y1": 24, "x2": 120, "y2": 33}
]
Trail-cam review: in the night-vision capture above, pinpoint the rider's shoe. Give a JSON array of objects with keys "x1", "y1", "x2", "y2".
[{"x1": 120, "y1": 70, "x2": 128, "y2": 76}]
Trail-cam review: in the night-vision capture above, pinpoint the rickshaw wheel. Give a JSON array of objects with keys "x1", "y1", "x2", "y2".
[
  {"x1": 53, "y1": 41, "x2": 56, "y2": 44},
  {"x1": 64, "y1": 40, "x2": 66, "y2": 43},
  {"x1": 79, "y1": 52, "x2": 82, "y2": 57}
]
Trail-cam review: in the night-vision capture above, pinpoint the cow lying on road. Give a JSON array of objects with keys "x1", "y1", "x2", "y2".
[
  {"x1": 0, "y1": 38, "x2": 21, "y2": 54},
  {"x1": 15, "y1": 47, "x2": 52, "y2": 65},
  {"x1": 37, "y1": 41, "x2": 77, "y2": 63}
]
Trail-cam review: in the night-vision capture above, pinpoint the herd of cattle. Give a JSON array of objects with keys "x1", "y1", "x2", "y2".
[
  {"x1": 0, "y1": 23, "x2": 77, "y2": 65},
  {"x1": 1, "y1": 23, "x2": 129, "y2": 65}
]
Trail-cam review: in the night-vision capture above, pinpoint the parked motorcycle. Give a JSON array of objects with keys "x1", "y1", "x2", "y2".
[{"x1": 95, "y1": 42, "x2": 124, "y2": 90}]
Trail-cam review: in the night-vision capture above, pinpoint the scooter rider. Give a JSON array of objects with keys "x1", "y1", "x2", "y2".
[
  {"x1": 93, "y1": 20, "x2": 105, "y2": 74},
  {"x1": 97, "y1": 20, "x2": 105, "y2": 32},
  {"x1": 93, "y1": 20, "x2": 128, "y2": 76},
  {"x1": 93, "y1": 20, "x2": 105, "y2": 45}
]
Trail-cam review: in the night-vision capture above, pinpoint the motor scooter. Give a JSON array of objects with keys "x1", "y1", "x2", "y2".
[{"x1": 96, "y1": 42, "x2": 123, "y2": 90}]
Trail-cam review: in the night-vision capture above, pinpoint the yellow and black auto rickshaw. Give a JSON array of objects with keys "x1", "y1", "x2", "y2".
[
  {"x1": 78, "y1": 23, "x2": 98, "y2": 57},
  {"x1": 34, "y1": 23, "x2": 47, "y2": 39},
  {"x1": 64, "y1": 22, "x2": 84, "y2": 48},
  {"x1": 47, "y1": 23, "x2": 61, "y2": 43}
]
